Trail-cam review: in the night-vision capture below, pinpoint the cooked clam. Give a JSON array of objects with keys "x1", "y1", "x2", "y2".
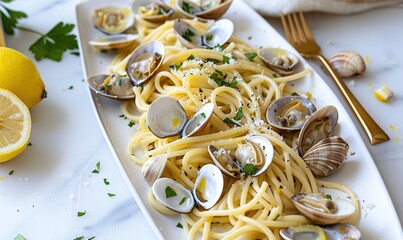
[
  {"x1": 258, "y1": 48, "x2": 299, "y2": 76},
  {"x1": 181, "y1": 103, "x2": 214, "y2": 138},
  {"x1": 193, "y1": 164, "x2": 224, "y2": 209},
  {"x1": 208, "y1": 145, "x2": 241, "y2": 179},
  {"x1": 329, "y1": 51, "x2": 366, "y2": 78},
  {"x1": 303, "y1": 136, "x2": 349, "y2": 177},
  {"x1": 147, "y1": 96, "x2": 188, "y2": 138},
  {"x1": 89, "y1": 34, "x2": 139, "y2": 51},
  {"x1": 92, "y1": 6, "x2": 135, "y2": 35},
  {"x1": 126, "y1": 40, "x2": 165, "y2": 86},
  {"x1": 173, "y1": 19, "x2": 234, "y2": 49},
  {"x1": 87, "y1": 74, "x2": 135, "y2": 100},
  {"x1": 133, "y1": 0, "x2": 174, "y2": 23},
  {"x1": 280, "y1": 223, "x2": 361, "y2": 240},
  {"x1": 142, "y1": 154, "x2": 168, "y2": 185},
  {"x1": 177, "y1": 0, "x2": 233, "y2": 20},
  {"x1": 266, "y1": 95, "x2": 316, "y2": 131},
  {"x1": 152, "y1": 177, "x2": 195, "y2": 213},
  {"x1": 291, "y1": 193, "x2": 356, "y2": 225},
  {"x1": 296, "y1": 105, "x2": 339, "y2": 156}
]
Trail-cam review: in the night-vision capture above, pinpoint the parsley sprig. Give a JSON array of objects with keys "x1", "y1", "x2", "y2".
[{"x1": 0, "y1": 0, "x2": 78, "y2": 61}]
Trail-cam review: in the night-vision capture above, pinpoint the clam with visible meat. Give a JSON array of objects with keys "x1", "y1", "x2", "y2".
[
  {"x1": 133, "y1": 0, "x2": 174, "y2": 23},
  {"x1": 280, "y1": 223, "x2": 361, "y2": 240},
  {"x1": 266, "y1": 95, "x2": 316, "y2": 131},
  {"x1": 258, "y1": 48, "x2": 299, "y2": 76},
  {"x1": 193, "y1": 164, "x2": 224, "y2": 209},
  {"x1": 177, "y1": 0, "x2": 233, "y2": 20},
  {"x1": 92, "y1": 6, "x2": 135, "y2": 34},
  {"x1": 173, "y1": 19, "x2": 234, "y2": 49},
  {"x1": 152, "y1": 177, "x2": 195, "y2": 213},
  {"x1": 86, "y1": 74, "x2": 135, "y2": 100},
  {"x1": 126, "y1": 40, "x2": 165, "y2": 86},
  {"x1": 291, "y1": 193, "x2": 356, "y2": 225}
]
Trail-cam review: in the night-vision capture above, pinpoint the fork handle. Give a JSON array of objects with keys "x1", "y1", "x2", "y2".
[{"x1": 314, "y1": 54, "x2": 389, "y2": 145}]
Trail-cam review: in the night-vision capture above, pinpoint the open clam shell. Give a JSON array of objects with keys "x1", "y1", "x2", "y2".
[
  {"x1": 146, "y1": 96, "x2": 188, "y2": 138},
  {"x1": 92, "y1": 6, "x2": 135, "y2": 35},
  {"x1": 89, "y1": 34, "x2": 139, "y2": 51},
  {"x1": 243, "y1": 136, "x2": 274, "y2": 176},
  {"x1": 208, "y1": 145, "x2": 241, "y2": 179},
  {"x1": 181, "y1": 103, "x2": 214, "y2": 138},
  {"x1": 291, "y1": 193, "x2": 356, "y2": 225},
  {"x1": 258, "y1": 48, "x2": 299, "y2": 76},
  {"x1": 280, "y1": 223, "x2": 361, "y2": 240},
  {"x1": 266, "y1": 95, "x2": 316, "y2": 131},
  {"x1": 193, "y1": 164, "x2": 224, "y2": 209},
  {"x1": 126, "y1": 40, "x2": 165, "y2": 86},
  {"x1": 173, "y1": 19, "x2": 204, "y2": 49},
  {"x1": 176, "y1": 0, "x2": 233, "y2": 20},
  {"x1": 87, "y1": 74, "x2": 135, "y2": 100},
  {"x1": 142, "y1": 154, "x2": 168, "y2": 185},
  {"x1": 133, "y1": 0, "x2": 174, "y2": 23},
  {"x1": 303, "y1": 136, "x2": 349, "y2": 177},
  {"x1": 296, "y1": 105, "x2": 339, "y2": 156},
  {"x1": 152, "y1": 177, "x2": 195, "y2": 213}
]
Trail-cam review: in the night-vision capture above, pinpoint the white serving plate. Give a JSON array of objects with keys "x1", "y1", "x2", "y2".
[{"x1": 75, "y1": 0, "x2": 403, "y2": 239}]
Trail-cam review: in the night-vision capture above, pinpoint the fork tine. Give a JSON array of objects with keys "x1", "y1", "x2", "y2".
[
  {"x1": 280, "y1": 15, "x2": 293, "y2": 44},
  {"x1": 292, "y1": 13, "x2": 307, "y2": 42},
  {"x1": 286, "y1": 14, "x2": 299, "y2": 44},
  {"x1": 298, "y1": 12, "x2": 313, "y2": 40}
]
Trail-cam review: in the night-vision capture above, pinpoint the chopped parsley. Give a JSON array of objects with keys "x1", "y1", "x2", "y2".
[
  {"x1": 187, "y1": 54, "x2": 195, "y2": 61},
  {"x1": 201, "y1": 112, "x2": 206, "y2": 118},
  {"x1": 105, "y1": 84, "x2": 112, "y2": 90},
  {"x1": 77, "y1": 211, "x2": 86, "y2": 217},
  {"x1": 88, "y1": 237, "x2": 96, "y2": 240},
  {"x1": 169, "y1": 63, "x2": 183, "y2": 70},
  {"x1": 92, "y1": 161, "x2": 101, "y2": 174},
  {"x1": 103, "y1": 178, "x2": 110, "y2": 185},
  {"x1": 244, "y1": 52, "x2": 257, "y2": 61},
  {"x1": 206, "y1": 58, "x2": 220, "y2": 64},
  {"x1": 27, "y1": 142, "x2": 32, "y2": 146},
  {"x1": 165, "y1": 186, "x2": 177, "y2": 198},
  {"x1": 325, "y1": 194, "x2": 332, "y2": 200},
  {"x1": 14, "y1": 234, "x2": 26, "y2": 240},
  {"x1": 290, "y1": 92, "x2": 299, "y2": 96},
  {"x1": 222, "y1": 55, "x2": 230, "y2": 64},
  {"x1": 182, "y1": 29, "x2": 195, "y2": 42},
  {"x1": 205, "y1": 34, "x2": 213, "y2": 41},
  {"x1": 107, "y1": 193, "x2": 116, "y2": 197},
  {"x1": 223, "y1": 118, "x2": 240, "y2": 126},
  {"x1": 73, "y1": 237, "x2": 84, "y2": 240},
  {"x1": 100, "y1": 49, "x2": 108, "y2": 54},
  {"x1": 179, "y1": 196, "x2": 187, "y2": 205},
  {"x1": 210, "y1": 73, "x2": 237, "y2": 88},
  {"x1": 128, "y1": 121, "x2": 136, "y2": 128},
  {"x1": 273, "y1": 214, "x2": 280, "y2": 220},
  {"x1": 176, "y1": 222, "x2": 183, "y2": 228},
  {"x1": 243, "y1": 164, "x2": 256, "y2": 175},
  {"x1": 234, "y1": 107, "x2": 243, "y2": 121},
  {"x1": 9, "y1": 170, "x2": 14, "y2": 175},
  {"x1": 272, "y1": 73, "x2": 278, "y2": 78},
  {"x1": 118, "y1": 79, "x2": 122, "y2": 86},
  {"x1": 182, "y1": 2, "x2": 192, "y2": 13}
]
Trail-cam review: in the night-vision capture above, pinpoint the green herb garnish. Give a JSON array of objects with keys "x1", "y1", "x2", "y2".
[
  {"x1": 107, "y1": 193, "x2": 116, "y2": 197},
  {"x1": 272, "y1": 73, "x2": 278, "y2": 78},
  {"x1": 176, "y1": 222, "x2": 183, "y2": 228},
  {"x1": 88, "y1": 237, "x2": 96, "y2": 240},
  {"x1": 215, "y1": 69, "x2": 223, "y2": 75},
  {"x1": 92, "y1": 161, "x2": 101, "y2": 173},
  {"x1": 243, "y1": 164, "x2": 256, "y2": 175},
  {"x1": 223, "y1": 118, "x2": 240, "y2": 126},
  {"x1": 273, "y1": 214, "x2": 280, "y2": 220},
  {"x1": 325, "y1": 194, "x2": 332, "y2": 200},
  {"x1": 169, "y1": 63, "x2": 183, "y2": 70},
  {"x1": 14, "y1": 234, "x2": 26, "y2": 240},
  {"x1": 244, "y1": 52, "x2": 257, "y2": 61},
  {"x1": 222, "y1": 55, "x2": 230, "y2": 64},
  {"x1": 179, "y1": 196, "x2": 187, "y2": 205},
  {"x1": 228, "y1": 77, "x2": 238, "y2": 88},
  {"x1": 103, "y1": 178, "x2": 110, "y2": 185},
  {"x1": 77, "y1": 211, "x2": 86, "y2": 217},
  {"x1": 290, "y1": 92, "x2": 299, "y2": 96},
  {"x1": 9, "y1": 170, "x2": 14, "y2": 175},
  {"x1": 205, "y1": 34, "x2": 213, "y2": 41},
  {"x1": 201, "y1": 112, "x2": 206, "y2": 118},
  {"x1": 187, "y1": 54, "x2": 195, "y2": 61},
  {"x1": 128, "y1": 121, "x2": 136, "y2": 128},
  {"x1": 73, "y1": 237, "x2": 84, "y2": 240},
  {"x1": 0, "y1": 2, "x2": 27, "y2": 35},
  {"x1": 165, "y1": 186, "x2": 177, "y2": 198},
  {"x1": 206, "y1": 58, "x2": 220, "y2": 64},
  {"x1": 182, "y1": 2, "x2": 192, "y2": 13},
  {"x1": 182, "y1": 29, "x2": 195, "y2": 42},
  {"x1": 234, "y1": 107, "x2": 243, "y2": 121}
]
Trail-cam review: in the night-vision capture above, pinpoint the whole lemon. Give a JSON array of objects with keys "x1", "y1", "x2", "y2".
[{"x1": 0, "y1": 47, "x2": 46, "y2": 108}]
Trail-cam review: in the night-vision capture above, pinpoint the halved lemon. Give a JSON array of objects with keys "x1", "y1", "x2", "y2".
[{"x1": 0, "y1": 89, "x2": 31, "y2": 163}]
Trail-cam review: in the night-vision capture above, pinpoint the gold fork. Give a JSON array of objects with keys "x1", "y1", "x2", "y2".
[
  {"x1": 281, "y1": 12, "x2": 389, "y2": 145},
  {"x1": 0, "y1": 17, "x2": 5, "y2": 47}
]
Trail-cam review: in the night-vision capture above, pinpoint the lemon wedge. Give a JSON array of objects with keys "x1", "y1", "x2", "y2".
[
  {"x1": 0, "y1": 89, "x2": 31, "y2": 163},
  {"x1": 374, "y1": 85, "x2": 393, "y2": 102}
]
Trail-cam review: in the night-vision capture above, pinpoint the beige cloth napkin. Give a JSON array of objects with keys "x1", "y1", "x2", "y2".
[{"x1": 246, "y1": 0, "x2": 403, "y2": 16}]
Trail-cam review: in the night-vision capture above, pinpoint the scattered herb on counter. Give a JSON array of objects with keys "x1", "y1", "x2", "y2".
[
  {"x1": 165, "y1": 186, "x2": 177, "y2": 198},
  {"x1": 223, "y1": 118, "x2": 240, "y2": 126},
  {"x1": 179, "y1": 196, "x2": 187, "y2": 205},
  {"x1": 92, "y1": 161, "x2": 101, "y2": 173},
  {"x1": 103, "y1": 178, "x2": 110, "y2": 185},
  {"x1": 88, "y1": 237, "x2": 96, "y2": 240},
  {"x1": 234, "y1": 107, "x2": 243, "y2": 121},
  {"x1": 77, "y1": 211, "x2": 86, "y2": 217},
  {"x1": 243, "y1": 164, "x2": 256, "y2": 175},
  {"x1": 176, "y1": 222, "x2": 183, "y2": 228},
  {"x1": 14, "y1": 234, "x2": 26, "y2": 240},
  {"x1": 9, "y1": 170, "x2": 14, "y2": 175},
  {"x1": 244, "y1": 52, "x2": 257, "y2": 61},
  {"x1": 73, "y1": 237, "x2": 84, "y2": 240},
  {"x1": 128, "y1": 121, "x2": 136, "y2": 128},
  {"x1": 0, "y1": 1, "x2": 27, "y2": 35},
  {"x1": 68, "y1": 85, "x2": 74, "y2": 90},
  {"x1": 107, "y1": 193, "x2": 116, "y2": 197}
]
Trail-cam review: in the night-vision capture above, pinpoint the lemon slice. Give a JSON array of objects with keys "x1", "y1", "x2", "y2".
[
  {"x1": 374, "y1": 85, "x2": 393, "y2": 102},
  {"x1": 0, "y1": 89, "x2": 31, "y2": 162}
]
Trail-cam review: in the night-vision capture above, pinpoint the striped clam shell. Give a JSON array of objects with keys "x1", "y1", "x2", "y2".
[
  {"x1": 328, "y1": 51, "x2": 366, "y2": 78},
  {"x1": 142, "y1": 154, "x2": 168, "y2": 185},
  {"x1": 302, "y1": 136, "x2": 349, "y2": 177}
]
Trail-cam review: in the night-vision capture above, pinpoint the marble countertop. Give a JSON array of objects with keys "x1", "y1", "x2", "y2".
[{"x1": 0, "y1": 0, "x2": 402, "y2": 239}]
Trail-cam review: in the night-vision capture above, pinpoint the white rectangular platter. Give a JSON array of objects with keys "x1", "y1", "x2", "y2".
[{"x1": 76, "y1": 0, "x2": 403, "y2": 239}]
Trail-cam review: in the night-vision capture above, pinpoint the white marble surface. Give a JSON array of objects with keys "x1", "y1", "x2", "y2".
[{"x1": 0, "y1": 0, "x2": 402, "y2": 239}]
